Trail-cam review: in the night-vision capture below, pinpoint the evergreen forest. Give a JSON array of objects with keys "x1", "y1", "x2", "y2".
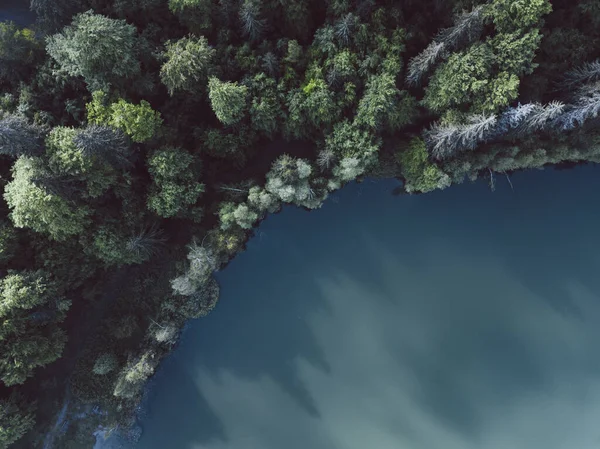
[{"x1": 1, "y1": 0, "x2": 600, "y2": 446}]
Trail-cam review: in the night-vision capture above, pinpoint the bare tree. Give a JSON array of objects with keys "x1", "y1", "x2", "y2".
[
  {"x1": 562, "y1": 60, "x2": 600, "y2": 90},
  {"x1": 425, "y1": 113, "x2": 497, "y2": 159},
  {"x1": 0, "y1": 115, "x2": 45, "y2": 158},
  {"x1": 436, "y1": 6, "x2": 485, "y2": 51},
  {"x1": 556, "y1": 92, "x2": 600, "y2": 130},
  {"x1": 73, "y1": 125, "x2": 132, "y2": 168},
  {"x1": 406, "y1": 41, "x2": 446, "y2": 87},
  {"x1": 335, "y1": 13, "x2": 358, "y2": 47},
  {"x1": 406, "y1": 5, "x2": 484, "y2": 86},
  {"x1": 239, "y1": 0, "x2": 266, "y2": 41}
]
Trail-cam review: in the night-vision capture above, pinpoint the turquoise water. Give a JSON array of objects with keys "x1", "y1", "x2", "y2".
[{"x1": 117, "y1": 166, "x2": 600, "y2": 449}]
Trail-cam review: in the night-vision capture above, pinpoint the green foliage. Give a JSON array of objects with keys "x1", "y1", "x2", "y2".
[
  {"x1": 87, "y1": 91, "x2": 163, "y2": 143},
  {"x1": 355, "y1": 73, "x2": 416, "y2": 131},
  {"x1": 249, "y1": 73, "x2": 282, "y2": 135},
  {"x1": 46, "y1": 11, "x2": 140, "y2": 91},
  {"x1": 0, "y1": 222, "x2": 18, "y2": 266},
  {"x1": 92, "y1": 353, "x2": 118, "y2": 375},
  {"x1": 4, "y1": 157, "x2": 91, "y2": 241},
  {"x1": 218, "y1": 202, "x2": 258, "y2": 230},
  {"x1": 208, "y1": 77, "x2": 248, "y2": 126},
  {"x1": 90, "y1": 225, "x2": 148, "y2": 266},
  {"x1": 160, "y1": 36, "x2": 215, "y2": 95},
  {"x1": 0, "y1": 271, "x2": 70, "y2": 386},
  {"x1": 0, "y1": 393, "x2": 36, "y2": 449},
  {"x1": 168, "y1": 0, "x2": 213, "y2": 33},
  {"x1": 397, "y1": 138, "x2": 451, "y2": 193},
  {"x1": 46, "y1": 126, "x2": 117, "y2": 198},
  {"x1": 0, "y1": 23, "x2": 39, "y2": 84},
  {"x1": 486, "y1": 0, "x2": 552, "y2": 34},
  {"x1": 301, "y1": 77, "x2": 340, "y2": 128},
  {"x1": 488, "y1": 31, "x2": 542, "y2": 75},
  {"x1": 147, "y1": 148, "x2": 204, "y2": 219},
  {"x1": 324, "y1": 121, "x2": 381, "y2": 182},
  {"x1": 423, "y1": 0, "x2": 551, "y2": 114}
]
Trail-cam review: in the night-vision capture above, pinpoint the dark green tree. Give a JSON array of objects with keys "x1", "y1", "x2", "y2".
[
  {"x1": 0, "y1": 270, "x2": 70, "y2": 386},
  {"x1": 0, "y1": 393, "x2": 36, "y2": 449},
  {"x1": 147, "y1": 147, "x2": 204, "y2": 220}
]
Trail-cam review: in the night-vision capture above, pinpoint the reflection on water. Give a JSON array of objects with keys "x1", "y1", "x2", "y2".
[{"x1": 121, "y1": 166, "x2": 600, "y2": 449}]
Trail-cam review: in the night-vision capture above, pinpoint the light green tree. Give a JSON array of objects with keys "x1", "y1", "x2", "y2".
[
  {"x1": 208, "y1": 77, "x2": 248, "y2": 126},
  {"x1": 46, "y1": 11, "x2": 140, "y2": 91},
  {"x1": 4, "y1": 157, "x2": 91, "y2": 241},
  {"x1": 160, "y1": 36, "x2": 215, "y2": 95},
  {"x1": 87, "y1": 91, "x2": 163, "y2": 143}
]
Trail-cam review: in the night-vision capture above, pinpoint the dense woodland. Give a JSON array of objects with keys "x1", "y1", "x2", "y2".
[{"x1": 1, "y1": 0, "x2": 600, "y2": 447}]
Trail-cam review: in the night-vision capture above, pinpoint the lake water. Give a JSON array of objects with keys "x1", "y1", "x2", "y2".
[
  {"x1": 0, "y1": 0, "x2": 35, "y2": 26},
  {"x1": 107, "y1": 165, "x2": 600, "y2": 449}
]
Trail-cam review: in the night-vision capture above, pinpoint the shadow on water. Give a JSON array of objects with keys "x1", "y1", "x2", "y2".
[{"x1": 125, "y1": 165, "x2": 600, "y2": 449}]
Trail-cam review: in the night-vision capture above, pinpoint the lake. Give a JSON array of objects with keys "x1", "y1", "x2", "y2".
[
  {"x1": 0, "y1": 0, "x2": 35, "y2": 26},
  {"x1": 105, "y1": 165, "x2": 600, "y2": 449}
]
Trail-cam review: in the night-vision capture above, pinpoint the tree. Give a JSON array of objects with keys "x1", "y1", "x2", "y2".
[
  {"x1": 147, "y1": 147, "x2": 204, "y2": 219},
  {"x1": 355, "y1": 73, "x2": 416, "y2": 131},
  {"x1": 249, "y1": 73, "x2": 282, "y2": 135},
  {"x1": 218, "y1": 202, "x2": 258, "y2": 230},
  {"x1": 324, "y1": 120, "x2": 380, "y2": 182},
  {"x1": 0, "y1": 393, "x2": 36, "y2": 449},
  {"x1": 0, "y1": 222, "x2": 18, "y2": 266},
  {"x1": 46, "y1": 126, "x2": 118, "y2": 198},
  {"x1": 90, "y1": 225, "x2": 157, "y2": 266},
  {"x1": 424, "y1": 113, "x2": 498, "y2": 159},
  {"x1": 171, "y1": 241, "x2": 217, "y2": 296},
  {"x1": 4, "y1": 157, "x2": 91, "y2": 241},
  {"x1": 160, "y1": 36, "x2": 215, "y2": 95},
  {"x1": 397, "y1": 138, "x2": 451, "y2": 193},
  {"x1": 46, "y1": 11, "x2": 140, "y2": 91},
  {"x1": 113, "y1": 351, "x2": 157, "y2": 399},
  {"x1": 73, "y1": 124, "x2": 132, "y2": 168},
  {"x1": 239, "y1": 0, "x2": 266, "y2": 41},
  {"x1": 563, "y1": 60, "x2": 600, "y2": 90},
  {"x1": 486, "y1": 0, "x2": 552, "y2": 34},
  {"x1": 208, "y1": 77, "x2": 248, "y2": 126},
  {"x1": 92, "y1": 353, "x2": 118, "y2": 375},
  {"x1": 0, "y1": 271, "x2": 70, "y2": 386},
  {"x1": 0, "y1": 22, "x2": 40, "y2": 84},
  {"x1": 0, "y1": 114, "x2": 45, "y2": 158},
  {"x1": 168, "y1": 0, "x2": 214, "y2": 34},
  {"x1": 87, "y1": 91, "x2": 163, "y2": 143}
]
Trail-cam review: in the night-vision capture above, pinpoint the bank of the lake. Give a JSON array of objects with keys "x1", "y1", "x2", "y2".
[{"x1": 96, "y1": 164, "x2": 600, "y2": 449}]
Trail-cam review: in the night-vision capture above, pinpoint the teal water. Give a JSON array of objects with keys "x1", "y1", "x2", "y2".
[{"x1": 118, "y1": 166, "x2": 600, "y2": 449}]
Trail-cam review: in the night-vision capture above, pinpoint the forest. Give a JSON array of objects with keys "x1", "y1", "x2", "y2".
[{"x1": 1, "y1": 0, "x2": 600, "y2": 447}]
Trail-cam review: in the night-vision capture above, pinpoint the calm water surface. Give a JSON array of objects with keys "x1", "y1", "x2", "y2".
[
  {"x1": 114, "y1": 166, "x2": 600, "y2": 449},
  {"x1": 0, "y1": 0, "x2": 35, "y2": 26}
]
